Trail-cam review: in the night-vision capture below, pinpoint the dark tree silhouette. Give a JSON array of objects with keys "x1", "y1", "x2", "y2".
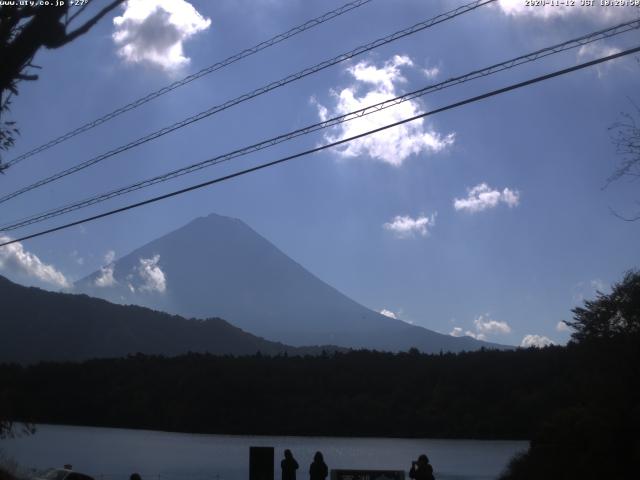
[
  {"x1": 0, "y1": 93, "x2": 17, "y2": 172},
  {"x1": 566, "y1": 269, "x2": 640, "y2": 342},
  {"x1": 0, "y1": 464, "x2": 17, "y2": 480},
  {"x1": 0, "y1": 0, "x2": 124, "y2": 171},
  {"x1": 500, "y1": 271, "x2": 640, "y2": 480}
]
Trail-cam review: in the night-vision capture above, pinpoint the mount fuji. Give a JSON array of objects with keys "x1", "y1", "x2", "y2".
[{"x1": 75, "y1": 213, "x2": 507, "y2": 352}]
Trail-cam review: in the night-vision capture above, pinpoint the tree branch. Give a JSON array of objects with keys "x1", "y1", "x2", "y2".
[
  {"x1": 609, "y1": 206, "x2": 640, "y2": 222},
  {"x1": 66, "y1": 2, "x2": 91, "y2": 26},
  {"x1": 59, "y1": 0, "x2": 123, "y2": 46}
]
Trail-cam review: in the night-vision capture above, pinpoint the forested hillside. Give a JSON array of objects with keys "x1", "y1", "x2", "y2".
[{"x1": 0, "y1": 275, "x2": 337, "y2": 363}]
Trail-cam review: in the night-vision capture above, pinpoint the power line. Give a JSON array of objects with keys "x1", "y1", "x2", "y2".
[
  {"x1": 3, "y1": 0, "x2": 375, "y2": 168},
  {"x1": 0, "y1": 0, "x2": 496, "y2": 206},
  {"x1": 1, "y1": 44, "x2": 638, "y2": 249},
  {"x1": 1, "y1": 18, "x2": 638, "y2": 233}
]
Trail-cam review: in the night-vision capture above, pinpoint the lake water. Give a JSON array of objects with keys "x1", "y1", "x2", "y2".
[{"x1": 0, "y1": 425, "x2": 527, "y2": 480}]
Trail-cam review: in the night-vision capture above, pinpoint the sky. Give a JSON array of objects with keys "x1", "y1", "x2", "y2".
[{"x1": 1, "y1": 0, "x2": 639, "y2": 348}]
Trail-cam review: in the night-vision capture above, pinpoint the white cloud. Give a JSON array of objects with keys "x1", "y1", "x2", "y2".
[
  {"x1": 450, "y1": 326, "x2": 483, "y2": 339},
  {"x1": 95, "y1": 265, "x2": 116, "y2": 287},
  {"x1": 137, "y1": 255, "x2": 166, "y2": 293},
  {"x1": 113, "y1": 0, "x2": 211, "y2": 71},
  {"x1": 450, "y1": 327, "x2": 464, "y2": 337},
  {"x1": 351, "y1": 54, "x2": 413, "y2": 90},
  {"x1": 95, "y1": 250, "x2": 117, "y2": 288},
  {"x1": 521, "y1": 334, "x2": 554, "y2": 348},
  {"x1": 474, "y1": 314, "x2": 512, "y2": 335},
  {"x1": 383, "y1": 213, "x2": 436, "y2": 238},
  {"x1": 453, "y1": 183, "x2": 520, "y2": 213},
  {"x1": 577, "y1": 43, "x2": 621, "y2": 61},
  {"x1": 311, "y1": 96, "x2": 329, "y2": 122},
  {"x1": 501, "y1": 188, "x2": 520, "y2": 207},
  {"x1": 577, "y1": 43, "x2": 623, "y2": 77},
  {"x1": 380, "y1": 308, "x2": 397, "y2": 319},
  {"x1": 0, "y1": 236, "x2": 70, "y2": 289},
  {"x1": 556, "y1": 321, "x2": 571, "y2": 333},
  {"x1": 465, "y1": 330, "x2": 487, "y2": 341},
  {"x1": 450, "y1": 314, "x2": 511, "y2": 341},
  {"x1": 422, "y1": 66, "x2": 440, "y2": 79},
  {"x1": 496, "y1": 0, "x2": 637, "y2": 22},
  {"x1": 314, "y1": 55, "x2": 454, "y2": 166},
  {"x1": 380, "y1": 307, "x2": 414, "y2": 324}
]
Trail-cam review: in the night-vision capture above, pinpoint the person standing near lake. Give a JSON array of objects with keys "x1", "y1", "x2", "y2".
[
  {"x1": 409, "y1": 454, "x2": 435, "y2": 480},
  {"x1": 309, "y1": 451, "x2": 328, "y2": 480},
  {"x1": 281, "y1": 449, "x2": 299, "y2": 480}
]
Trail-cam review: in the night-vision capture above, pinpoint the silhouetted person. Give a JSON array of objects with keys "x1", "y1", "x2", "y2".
[
  {"x1": 130, "y1": 474, "x2": 142, "y2": 480},
  {"x1": 281, "y1": 449, "x2": 299, "y2": 480},
  {"x1": 309, "y1": 451, "x2": 328, "y2": 480},
  {"x1": 409, "y1": 454, "x2": 434, "y2": 480}
]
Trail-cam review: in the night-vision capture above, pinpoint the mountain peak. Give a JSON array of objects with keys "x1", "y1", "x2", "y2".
[
  {"x1": 75, "y1": 215, "x2": 509, "y2": 353},
  {"x1": 201, "y1": 212, "x2": 243, "y2": 223}
]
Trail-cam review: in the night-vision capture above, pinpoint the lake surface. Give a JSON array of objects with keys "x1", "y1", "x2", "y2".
[{"x1": 0, "y1": 425, "x2": 527, "y2": 480}]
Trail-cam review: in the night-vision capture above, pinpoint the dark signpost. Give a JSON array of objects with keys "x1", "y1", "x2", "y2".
[
  {"x1": 250, "y1": 446, "x2": 274, "y2": 480},
  {"x1": 331, "y1": 470, "x2": 405, "y2": 480}
]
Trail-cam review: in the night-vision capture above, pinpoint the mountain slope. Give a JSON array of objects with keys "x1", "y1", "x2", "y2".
[
  {"x1": 0, "y1": 275, "x2": 334, "y2": 364},
  {"x1": 76, "y1": 213, "x2": 508, "y2": 352}
]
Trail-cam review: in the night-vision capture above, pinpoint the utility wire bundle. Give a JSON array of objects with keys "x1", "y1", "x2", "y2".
[
  {"x1": 0, "y1": 0, "x2": 497, "y2": 205},
  {"x1": 1, "y1": 0, "x2": 638, "y2": 247}
]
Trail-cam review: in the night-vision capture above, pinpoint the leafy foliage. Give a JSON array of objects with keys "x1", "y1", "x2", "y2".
[
  {"x1": 499, "y1": 335, "x2": 640, "y2": 479},
  {"x1": 567, "y1": 270, "x2": 640, "y2": 342},
  {"x1": 0, "y1": 92, "x2": 18, "y2": 172},
  {"x1": 500, "y1": 270, "x2": 640, "y2": 479}
]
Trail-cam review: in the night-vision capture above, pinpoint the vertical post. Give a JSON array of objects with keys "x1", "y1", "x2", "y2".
[{"x1": 249, "y1": 446, "x2": 274, "y2": 480}]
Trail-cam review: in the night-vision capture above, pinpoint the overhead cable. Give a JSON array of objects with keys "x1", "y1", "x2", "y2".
[
  {"x1": 1, "y1": 43, "x2": 638, "y2": 248},
  {"x1": 3, "y1": 0, "x2": 375, "y2": 168},
  {"x1": 1, "y1": 18, "x2": 638, "y2": 232},
  {"x1": 0, "y1": 0, "x2": 496, "y2": 205}
]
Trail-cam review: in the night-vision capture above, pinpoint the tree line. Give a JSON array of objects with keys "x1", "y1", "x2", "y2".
[{"x1": 0, "y1": 335, "x2": 636, "y2": 442}]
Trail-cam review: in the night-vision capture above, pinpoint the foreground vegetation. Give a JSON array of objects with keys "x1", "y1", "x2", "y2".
[
  {"x1": 0, "y1": 343, "x2": 610, "y2": 439},
  {"x1": 1, "y1": 271, "x2": 638, "y2": 478},
  {"x1": 499, "y1": 270, "x2": 640, "y2": 479},
  {"x1": 1, "y1": 338, "x2": 638, "y2": 442}
]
